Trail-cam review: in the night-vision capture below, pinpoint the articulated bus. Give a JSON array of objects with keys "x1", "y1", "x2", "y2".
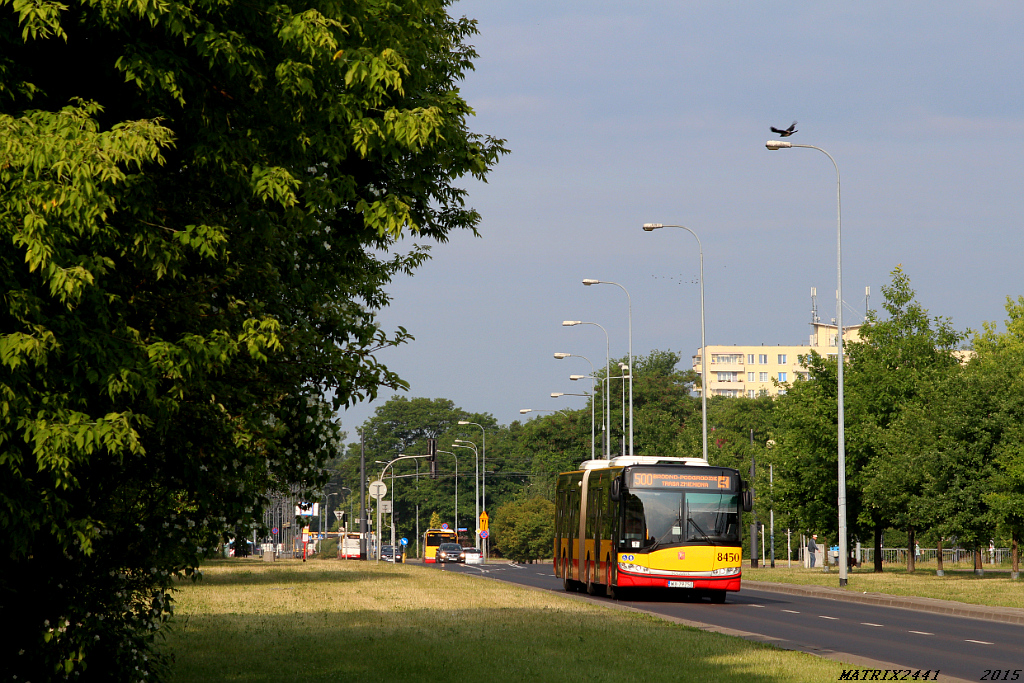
[
  {"x1": 423, "y1": 528, "x2": 459, "y2": 563},
  {"x1": 554, "y1": 456, "x2": 752, "y2": 602}
]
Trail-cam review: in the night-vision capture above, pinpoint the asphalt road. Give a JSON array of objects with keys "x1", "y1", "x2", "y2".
[{"x1": 435, "y1": 561, "x2": 1024, "y2": 683}]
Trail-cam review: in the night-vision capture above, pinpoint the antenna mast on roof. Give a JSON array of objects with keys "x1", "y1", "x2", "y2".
[
  {"x1": 865, "y1": 286, "x2": 870, "y2": 319},
  {"x1": 810, "y1": 287, "x2": 820, "y2": 324}
]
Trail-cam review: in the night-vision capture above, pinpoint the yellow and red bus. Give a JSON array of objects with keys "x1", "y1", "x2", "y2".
[
  {"x1": 554, "y1": 456, "x2": 751, "y2": 602},
  {"x1": 423, "y1": 528, "x2": 459, "y2": 563}
]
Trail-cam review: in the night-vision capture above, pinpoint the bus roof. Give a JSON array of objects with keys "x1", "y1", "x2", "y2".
[{"x1": 578, "y1": 456, "x2": 708, "y2": 470}]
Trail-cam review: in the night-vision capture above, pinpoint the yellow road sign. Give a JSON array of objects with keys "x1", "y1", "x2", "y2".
[{"x1": 479, "y1": 511, "x2": 489, "y2": 532}]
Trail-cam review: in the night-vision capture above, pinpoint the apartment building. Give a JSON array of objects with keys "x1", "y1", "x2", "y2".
[{"x1": 692, "y1": 321, "x2": 862, "y2": 398}]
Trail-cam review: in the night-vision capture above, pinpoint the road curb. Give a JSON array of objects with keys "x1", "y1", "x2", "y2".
[{"x1": 745, "y1": 580, "x2": 1024, "y2": 625}]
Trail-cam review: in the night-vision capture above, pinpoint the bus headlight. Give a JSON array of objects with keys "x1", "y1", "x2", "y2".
[
  {"x1": 618, "y1": 562, "x2": 650, "y2": 574},
  {"x1": 711, "y1": 566, "x2": 741, "y2": 576}
]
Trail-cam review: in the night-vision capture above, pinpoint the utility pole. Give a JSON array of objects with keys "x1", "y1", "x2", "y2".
[
  {"x1": 359, "y1": 429, "x2": 367, "y2": 560},
  {"x1": 749, "y1": 429, "x2": 758, "y2": 568}
]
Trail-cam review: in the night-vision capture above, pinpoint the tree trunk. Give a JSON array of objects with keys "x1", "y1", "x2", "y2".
[
  {"x1": 936, "y1": 538, "x2": 944, "y2": 576},
  {"x1": 907, "y1": 528, "x2": 916, "y2": 572},
  {"x1": 974, "y1": 545, "x2": 984, "y2": 576},
  {"x1": 873, "y1": 522, "x2": 883, "y2": 573}
]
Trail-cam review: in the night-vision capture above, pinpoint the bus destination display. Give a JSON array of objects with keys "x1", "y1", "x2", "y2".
[{"x1": 629, "y1": 470, "x2": 732, "y2": 490}]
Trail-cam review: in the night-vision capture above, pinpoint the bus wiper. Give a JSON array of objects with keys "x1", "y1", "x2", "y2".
[{"x1": 688, "y1": 517, "x2": 711, "y2": 542}]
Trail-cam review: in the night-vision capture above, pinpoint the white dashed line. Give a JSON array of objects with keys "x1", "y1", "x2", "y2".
[
  {"x1": 909, "y1": 631, "x2": 934, "y2": 636},
  {"x1": 861, "y1": 623, "x2": 883, "y2": 627},
  {"x1": 750, "y1": 604, "x2": 765, "y2": 608},
  {"x1": 819, "y1": 616, "x2": 838, "y2": 620},
  {"x1": 781, "y1": 610, "x2": 801, "y2": 614},
  {"x1": 965, "y1": 639, "x2": 994, "y2": 645}
]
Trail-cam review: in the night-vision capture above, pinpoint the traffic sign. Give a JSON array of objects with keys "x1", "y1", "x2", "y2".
[
  {"x1": 400, "y1": 538, "x2": 408, "y2": 546},
  {"x1": 368, "y1": 480, "x2": 387, "y2": 500},
  {"x1": 480, "y1": 530, "x2": 489, "y2": 539},
  {"x1": 479, "y1": 510, "x2": 489, "y2": 532},
  {"x1": 333, "y1": 510, "x2": 342, "y2": 519},
  {"x1": 440, "y1": 523, "x2": 449, "y2": 530},
  {"x1": 271, "y1": 527, "x2": 279, "y2": 535}
]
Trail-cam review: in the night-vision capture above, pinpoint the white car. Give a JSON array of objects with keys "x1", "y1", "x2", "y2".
[{"x1": 462, "y1": 547, "x2": 483, "y2": 565}]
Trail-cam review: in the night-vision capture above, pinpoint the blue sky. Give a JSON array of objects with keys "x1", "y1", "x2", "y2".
[{"x1": 340, "y1": 1, "x2": 1024, "y2": 436}]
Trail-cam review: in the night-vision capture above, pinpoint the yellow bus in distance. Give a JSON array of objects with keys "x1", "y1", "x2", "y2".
[{"x1": 423, "y1": 528, "x2": 458, "y2": 563}]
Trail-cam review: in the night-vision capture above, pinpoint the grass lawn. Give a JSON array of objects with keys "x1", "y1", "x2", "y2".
[
  {"x1": 744, "y1": 562, "x2": 1024, "y2": 609},
  {"x1": 163, "y1": 559, "x2": 864, "y2": 682}
]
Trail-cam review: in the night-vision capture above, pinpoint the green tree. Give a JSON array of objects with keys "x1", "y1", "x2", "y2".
[
  {"x1": 0, "y1": 1, "x2": 504, "y2": 679},
  {"x1": 957, "y1": 296, "x2": 1024, "y2": 575},
  {"x1": 852, "y1": 266, "x2": 965, "y2": 571},
  {"x1": 492, "y1": 497, "x2": 555, "y2": 563},
  {"x1": 774, "y1": 267, "x2": 964, "y2": 572}
]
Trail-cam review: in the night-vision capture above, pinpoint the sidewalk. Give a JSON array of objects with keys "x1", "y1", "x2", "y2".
[{"x1": 745, "y1": 580, "x2": 1024, "y2": 625}]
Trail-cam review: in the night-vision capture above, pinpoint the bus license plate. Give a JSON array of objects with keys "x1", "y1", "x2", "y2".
[{"x1": 668, "y1": 581, "x2": 693, "y2": 588}]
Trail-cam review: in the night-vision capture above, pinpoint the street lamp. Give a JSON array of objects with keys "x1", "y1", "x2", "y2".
[
  {"x1": 642, "y1": 223, "x2": 708, "y2": 463},
  {"x1": 563, "y1": 320, "x2": 611, "y2": 457},
  {"x1": 452, "y1": 440, "x2": 479, "y2": 550},
  {"x1": 583, "y1": 279, "x2": 633, "y2": 456},
  {"x1": 457, "y1": 421, "x2": 486, "y2": 555},
  {"x1": 554, "y1": 352, "x2": 596, "y2": 461},
  {"x1": 519, "y1": 408, "x2": 570, "y2": 415},
  {"x1": 374, "y1": 454, "x2": 429, "y2": 561},
  {"x1": 436, "y1": 450, "x2": 458, "y2": 535},
  {"x1": 765, "y1": 138, "x2": 848, "y2": 587}
]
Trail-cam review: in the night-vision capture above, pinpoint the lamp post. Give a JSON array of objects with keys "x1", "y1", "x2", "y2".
[
  {"x1": 452, "y1": 440, "x2": 479, "y2": 549},
  {"x1": 570, "y1": 373, "x2": 628, "y2": 460},
  {"x1": 457, "y1": 421, "x2": 486, "y2": 556},
  {"x1": 436, "y1": 450, "x2": 458, "y2": 535},
  {"x1": 554, "y1": 352, "x2": 596, "y2": 461},
  {"x1": 375, "y1": 454, "x2": 429, "y2": 561},
  {"x1": 582, "y1": 279, "x2": 633, "y2": 456},
  {"x1": 765, "y1": 138, "x2": 848, "y2": 587},
  {"x1": 563, "y1": 321, "x2": 611, "y2": 457},
  {"x1": 642, "y1": 223, "x2": 707, "y2": 462}
]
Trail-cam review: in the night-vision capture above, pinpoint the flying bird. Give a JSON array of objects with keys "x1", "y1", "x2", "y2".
[{"x1": 770, "y1": 121, "x2": 798, "y2": 137}]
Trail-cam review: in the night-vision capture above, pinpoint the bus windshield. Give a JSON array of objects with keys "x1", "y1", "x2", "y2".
[{"x1": 623, "y1": 490, "x2": 740, "y2": 550}]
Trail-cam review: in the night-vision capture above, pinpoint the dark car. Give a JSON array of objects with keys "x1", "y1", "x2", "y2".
[
  {"x1": 435, "y1": 542, "x2": 464, "y2": 564},
  {"x1": 381, "y1": 545, "x2": 403, "y2": 563}
]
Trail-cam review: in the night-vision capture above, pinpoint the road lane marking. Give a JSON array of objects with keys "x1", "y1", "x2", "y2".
[
  {"x1": 909, "y1": 631, "x2": 934, "y2": 636},
  {"x1": 861, "y1": 623, "x2": 883, "y2": 627},
  {"x1": 750, "y1": 604, "x2": 765, "y2": 608},
  {"x1": 965, "y1": 639, "x2": 994, "y2": 645},
  {"x1": 781, "y1": 610, "x2": 800, "y2": 614},
  {"x1": 819, "y1": 616, "x2": 838, "y2": 620}
]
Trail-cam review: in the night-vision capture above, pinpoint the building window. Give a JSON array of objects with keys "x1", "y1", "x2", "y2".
[
  {"x1": 711, "y1": 353, "x2": 743, "y2": 365},
  {"x1": 758, "y1": 354, "x2": 768, "y2": 364},
  {"x1": 747, "y1": 372, "x2": 755, "y2": 382},
  {"x1": 759, "y1": 372, "x2": 768, "y2": 382},
  {"x1": 747, "y1": 390, "x2": 755, "y2": 398},
  {"x1": 777, "y1": 354, "x2": 787, "y2": 364},
  {"x1": 778, "y1": 372, "x2": 788, "y2": 382},
  {"x1": 829, "y1": 334, "x2": 838, "y2": 347},
  {"x1": 717, "y1": 371, "x2": 738, "y2": 382},
  {"x1": 747, "y1": 354, "x2": 755, "y2": 364}
]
